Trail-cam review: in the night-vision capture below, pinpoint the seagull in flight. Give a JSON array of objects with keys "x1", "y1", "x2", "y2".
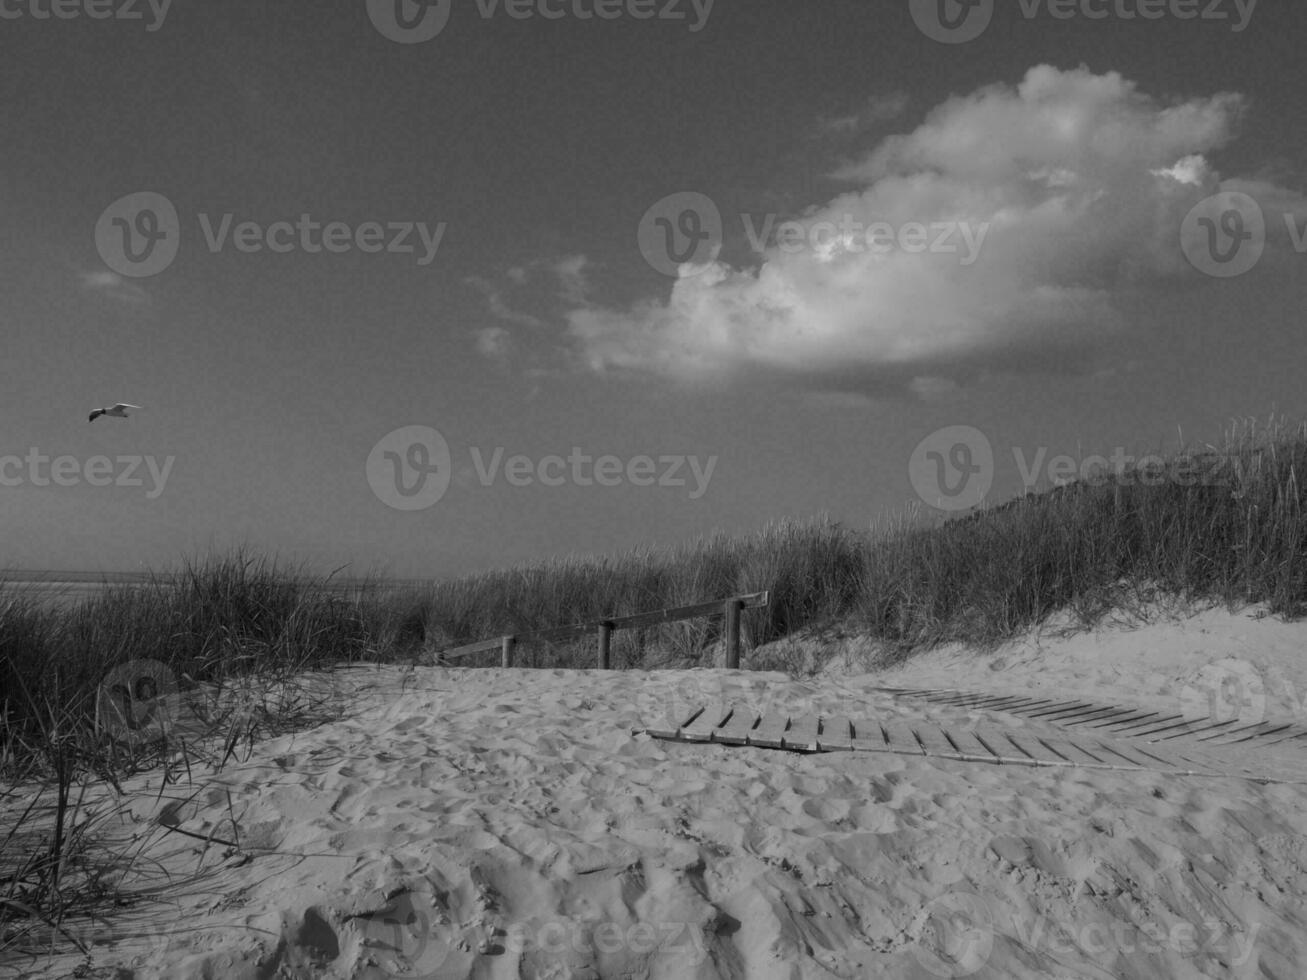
[{"x1": 89, "y1": 403, "x2": 142, "y2": 422}]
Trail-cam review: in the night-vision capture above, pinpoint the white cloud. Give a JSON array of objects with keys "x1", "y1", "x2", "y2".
[
  {"x1": 80, "y1": 270, "x2": 150, "y2": 305},
  {"x1": 561, "y1": 65, "x2": 1296, "y2": 393}
]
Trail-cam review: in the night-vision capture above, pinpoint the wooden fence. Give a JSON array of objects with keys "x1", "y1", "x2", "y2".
[{"x1": 431, "y1": 590, "x2": 770, "y2": 670}]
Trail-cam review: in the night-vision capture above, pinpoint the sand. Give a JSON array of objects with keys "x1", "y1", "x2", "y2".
[{"x1": 6, "y1": 602, "x2": 1307, "y2": 979}]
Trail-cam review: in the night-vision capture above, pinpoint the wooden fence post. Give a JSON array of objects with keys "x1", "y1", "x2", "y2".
[
  {"x1": 598, "y1": 621, "x2": 613, "y2": 670},
  {"x1": 501, "y1": 635, "x2": 516, "y2": 669},
  {"x1": 724, "y1": 599, "x2": 743, "y2": 669}
]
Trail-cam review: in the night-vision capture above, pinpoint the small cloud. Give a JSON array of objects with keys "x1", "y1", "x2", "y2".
[
  {"x1": 817, "y1": 92, "x2": 910, "y2": 136},
  {"x1": 466, "y1": 276, "x2": 544, "y2": 328},
  {"x1": 474, "y1": 325, "x2": 512, "y2": 360},
  {"x1": 80, "y1": 270, "x2": 150, "y2": 305},
  {"x1": 553, "y1": 254, "x2": 592, "y2": 305}
]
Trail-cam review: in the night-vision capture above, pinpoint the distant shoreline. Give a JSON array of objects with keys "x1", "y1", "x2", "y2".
[{"x1": 1, "y1": 570, "x2": 433, "y2": 594}]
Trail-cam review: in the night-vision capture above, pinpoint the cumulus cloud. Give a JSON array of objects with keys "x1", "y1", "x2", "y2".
[{"x1": 559, "y1": 65, "x2": 1297, "y2": 393}]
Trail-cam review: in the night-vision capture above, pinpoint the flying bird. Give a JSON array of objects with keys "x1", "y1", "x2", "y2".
[{"x1": 88, "y1": 403, "x2": 142, "y2": 422}]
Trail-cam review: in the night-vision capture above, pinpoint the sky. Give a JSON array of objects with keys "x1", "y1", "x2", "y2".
[{"x1": 3, "y1": 0, "x2": 1307, "y2": 580}]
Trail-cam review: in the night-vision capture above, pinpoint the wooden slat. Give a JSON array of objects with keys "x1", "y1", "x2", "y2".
[
  {"x1": 600, "y1": 591, "x2": 770, "y2": 633},
  {"x1": 1024, "y1": 702, "x2": 1108, "y2": 722},
  {"x1": 1035, "y1": 738, "x2": 1111, "y2": 767},
  {"x1": 818, "y1": 716, "x2": 853, "y2": 752},
  {"x1": 879, "y1": 720, "x2": 925, "y2": 755},
  {"x1": 1085, "y1": 710, "x2": 1166, "y2": 731},
  {"x1": 714, "y1": 707, "x2": 759, "y2": 745},
  {"x1": 967, "y1": 731, "x2": 1035, "y2": 768},
  {"x1": 1056, "y1": 706, "x2": 1144, "y2": 728},
  {"x1": 681, "y1": 702, "x2": 732, "y2": 742},
  {"x1": 1000, "y1": 733, "x2": 1074, "y2": 767},
  {"x1": 750, "y1": 711, "x2": 791, "y2": 749},
  {"x1": 785, "y1": 714, "x2": 820, "y2": 752},
  {"x1": 1198, "y1": 721, "x2": 1294, "y2": 746},
  {"x1": 436, "y1": 636, "x2": 506, "y2": 661},
  {"x1": 911, "y1": 724, "x2": 957, "y2": 758},
  {"x1": 943, "y1": 729, "x2": 1003, "y2": 763},
  {"x1": 1088, "y1": 740, "x2": 1159, "y2": 769},
  {"x1": 642, "y1": 704, "x2": 703, "y2": 740}
]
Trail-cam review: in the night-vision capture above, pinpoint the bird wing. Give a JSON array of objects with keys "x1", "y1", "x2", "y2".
[
  {"x1": 113, "y1": 403, "x2": 143, "y2": 411},
  {"x1": 89, "y1": 410, "x2": 104, "y2": 422}
]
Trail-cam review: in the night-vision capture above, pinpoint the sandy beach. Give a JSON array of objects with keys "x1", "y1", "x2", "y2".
[{"x1": 7, "y1": 601, "x2": 1307, "y2": 979}]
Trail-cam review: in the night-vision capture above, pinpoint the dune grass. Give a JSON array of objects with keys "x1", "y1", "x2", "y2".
[{"x1": 4, "y1": 417, "x2": 1307, "y2": 957}]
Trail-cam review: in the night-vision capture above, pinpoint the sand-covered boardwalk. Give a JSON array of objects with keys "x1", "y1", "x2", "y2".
[{"x1": 10, "y1": 605, "x2": 1307, "y2": 979}]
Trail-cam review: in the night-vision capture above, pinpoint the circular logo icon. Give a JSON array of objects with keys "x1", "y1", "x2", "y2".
[
  {"x1": 909, "y1": 425, "x2": 993, "y2": 512},
  {"x1": 367, "y1": 425, "x2": 451, "y2": 511},
  {"x1": 909, "y1": 0, "x2": 994, "y2": 44},
  {"x1": 348, "y1": 888, "x2": 455, "y2": 976},
  {"x1": 95, "y1": 659, "x2": 181, "y2": 747},
  {"x1": 637, "y1": 192, "x2": 723, "y2": 277},
  {"x1": 913, "y1": 891, "x2": 994, "y2": 978},
  {"x1": 366, "y1": 0, "x2": 452, "y2": 44},
  {"x1": 1179, "y1": 658, "x2": 1267, "y2": 727},
  {"x1": 95, "y1": 191, "x2": 181, "y2": 278},
  {"x1": 1180, "y1": 191, "x2": 1265, "y2": 278}
]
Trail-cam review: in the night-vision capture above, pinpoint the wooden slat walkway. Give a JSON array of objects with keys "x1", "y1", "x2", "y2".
[
  {"x1": 881, "y1": 686, "x2": 1307, "y2": 752},
  {"x1": 635, "y1": 701, "x2": 1307, "y2": 784}
]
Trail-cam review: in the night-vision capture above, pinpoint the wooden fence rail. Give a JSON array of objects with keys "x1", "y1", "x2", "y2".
[{"x1": 431, "y1": 590, "x2": 770, "y2": 670}]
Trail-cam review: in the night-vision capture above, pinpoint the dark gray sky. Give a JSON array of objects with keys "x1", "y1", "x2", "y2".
[{"x1": 4, "y1": 0, "x2": 1306, "y2": 578}]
